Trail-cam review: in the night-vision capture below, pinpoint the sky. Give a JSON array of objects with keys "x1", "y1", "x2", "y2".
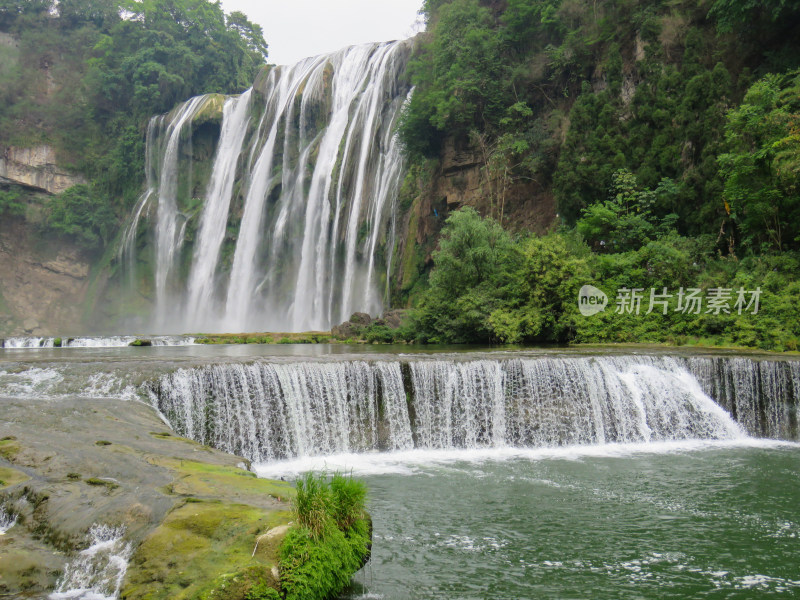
[{"x1": 219, "y1": 0, "x2": 426, "y2": 66}]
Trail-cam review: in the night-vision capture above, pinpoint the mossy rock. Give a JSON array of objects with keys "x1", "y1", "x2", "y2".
[
  {"x1": 0, "y1": 465, "x2": 29, "y2": 489},
  {"x1": 0, "y1": 437, "x2": 21, "y2": 462},
  {"x1": 146, "y1": 457, "x2": 293, "y2": 502},
  {"x1": 192, "y1": 94, "x2": 227, "y2": 128},
  {"x1": 121, "y1": 499, "x2": 289, "y2": 600}
]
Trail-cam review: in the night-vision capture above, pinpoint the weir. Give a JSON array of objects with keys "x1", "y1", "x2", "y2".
[{"x1": 146, "y1": 355, "x2": 800, "y2": 462}]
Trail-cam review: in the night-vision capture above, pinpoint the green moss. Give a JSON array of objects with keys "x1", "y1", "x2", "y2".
[
  {"x1": 146, "y1": 457, "x2": 293, "y2": 502},
  {"x1": 85, "y1": 477, "x2": 119, "y2": 491},
  {"x1": 95, "y1": 440, "x2": 112, "y2": 446},
  {"x1": 0, "y1": 465, "x2": 30, "y2": 489},
  {"x1": 279, "y1": 519, "x2": 370, "y2": 600},
  {"x1": 122, "y1": 500, "x2": 289, "y2": 600},
  {"x1": 0, "y1": 438, "x2": 21, "y2": 462},
  {"x1": 66, "y1": 472, "x2": 81, "y2": 480},
  {"x1": 53, "y1": 337, "x2": 62, "y2": 347},
  {"x1": 278, "y1": 473, "x2": 371, "y2": 600}
]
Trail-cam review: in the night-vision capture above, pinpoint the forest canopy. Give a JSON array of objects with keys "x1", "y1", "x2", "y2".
[{"x1": 0, "y1": 0, "x2": 267, "y2": 250}]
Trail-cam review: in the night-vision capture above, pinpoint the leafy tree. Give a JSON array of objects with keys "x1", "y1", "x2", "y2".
[
  {"x1": 709, "y1": 0, "x2": 800, "y2": 32},
  {"x1": 577, "y1": 169, "x2": 679, "y2": 252},
  {"x1": 413, "y1": 207, "x2": 519, "y2": 343},
  {"x1": 0, "y1": 186, "x2": 25, "y2": 217},
  {"x1": 400, "y1": 0, "x2": 507, "y2": 157},
  {"x1": 45, "y1": 184, "x2": 117, "y2": 251},
  {"x1": 718, "y1": 70, "x2": 800, "y2": 251}
]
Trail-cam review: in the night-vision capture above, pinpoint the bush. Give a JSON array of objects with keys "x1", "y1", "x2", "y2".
[{"x1": 279, "y1": 472, "x2": 370, "y2": 600}]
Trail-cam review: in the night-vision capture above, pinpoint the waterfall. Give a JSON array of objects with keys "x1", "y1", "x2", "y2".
[
  {"x1": 148, "y1": 360, "x2": 412, "y2": 461},
  {"x1": 0, "y1": 506, "x2": 16, "y2": 535},
  {"x1": 121, "y1": 41, "x2": 412, "y2": 333},
  {"x1": 185, "y1": 90, "x2": 252, "y2": 324},
  {"x1": 147, "y1": 355, "x2": 800, "y2": 463},
  {"x1": 49, "y1": 524, "x2": 132, "y2": 600}
]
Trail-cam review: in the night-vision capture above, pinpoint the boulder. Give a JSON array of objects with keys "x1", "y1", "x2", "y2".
[
  {"x1": 381, "y1": 309, "x2": 408, "y2": 329},
  {"x1": 349, "y1": 312, "x2": 372, "y2": 326}
]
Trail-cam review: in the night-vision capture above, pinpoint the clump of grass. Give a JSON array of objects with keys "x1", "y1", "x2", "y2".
[
  {"x1": 66, "y1": 472, "x2": 81, "y2": 480},
  {"x1": 279, "y1": 472, "x2": 370, "y2": 600},
  {"x1": 294, "y1": 472, "x2": 332, "y2": 538},
  {"x1": 85, "y1": 477, "x2": 119, "y2": 490},
  {"x1": 329, "y1": 472, "x2": 366, "y2": 531},
  {"x1": 95, "y1": 440, "x2": 112, "y2": 446}
]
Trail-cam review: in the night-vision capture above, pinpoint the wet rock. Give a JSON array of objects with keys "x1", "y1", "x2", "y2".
[
  {"x1": 381, "y1": 309, "x2": 408, "y2": 329},
  {"x1": 349, "y1": 312, "x2": 372, "y2": 326}
]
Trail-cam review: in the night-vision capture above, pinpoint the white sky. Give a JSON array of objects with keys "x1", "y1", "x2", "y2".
[{"x1": 219, "y1": 0, "x2": 425, "y2": 66}]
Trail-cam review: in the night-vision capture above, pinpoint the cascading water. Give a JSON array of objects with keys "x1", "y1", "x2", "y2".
[
  {"x1": 148, "y1": 360, "x2": 413, "y2": 461},
  {"x1": 49, "y1": 524, "x2": 132, "y2": 600},
  {"x1": 146, "y1": 355, "x2": 800, "y2": 463},
  {"x1": 0, "y1": 506, "x2": 16, "y2": 535},
  {"x1": 0, "y1": 336, "x2": 196, "y2": 349},
  {"x1": 121, "y1": 41, "x2": 412, "y2": 333}
]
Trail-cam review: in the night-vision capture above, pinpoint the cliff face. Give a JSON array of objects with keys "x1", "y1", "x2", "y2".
[
  {"x1": 390, "y1": 137, "x2": 557, "y2": 305},
  {"x1": 0, "y1": 145, "x2": 86, "y2": 195},
  {"x1": 0, "y1": 214, "x2": 90, "y2": 337}
]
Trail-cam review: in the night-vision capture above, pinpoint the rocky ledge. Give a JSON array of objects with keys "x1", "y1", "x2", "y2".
[{"x1": 0, "y1": 396, "x2": 294, "y2": 599}]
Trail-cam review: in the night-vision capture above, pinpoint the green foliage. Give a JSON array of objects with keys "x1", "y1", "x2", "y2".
[
  {"x1": 400, "y1": 0, "x2": 507, "y2": 156},
  {"x1": 411, "y1": 208, "x2": 589, "y2": 344},
  {"x1": 280, "y1": 472, "x2": 370, "y2": 600},
  {"x1": 718, "y1": 70, "x2": 800, "y2": 251},
  {"x1": 45, "y1": 184, "x2": 116, "y2": 252},
  {"x1": 294, "y1": 472, "x2": 333, "y2": 539},
  {"x1": 0, "y1": 186, "x2": 25, "y2": 217},
  {"x1": 709, "y1": 0, "x2": 800, "y2": 33},
  {"x1": 412, "y1": 207, "x2": 519, "y2": 343},
  {"x1": 576, "y1": 169, "x2": 679, "y2": 252},
  {"x1": 0, "y1": 0, "x2": 267, "y2": 251}
]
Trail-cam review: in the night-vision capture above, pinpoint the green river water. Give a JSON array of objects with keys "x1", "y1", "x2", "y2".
[{"x1": 332, "y1": 444, "x2": 800, "y2": 599}]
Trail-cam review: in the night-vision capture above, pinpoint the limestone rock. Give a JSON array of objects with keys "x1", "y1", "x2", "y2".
[
  {"x1": 381, "y1": 309, "x2": 408, "y2": 329},
  {"x1": 0, "y1": 146, "x2": 86, "y2": 195}
]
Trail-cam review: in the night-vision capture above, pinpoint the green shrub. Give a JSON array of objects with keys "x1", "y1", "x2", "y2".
[{"x1": 279, "y1": 472, "x2": 370, "y2": 600}]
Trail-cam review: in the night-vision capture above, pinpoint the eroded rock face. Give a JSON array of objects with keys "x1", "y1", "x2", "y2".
[
  {"x1": 0, "y1": 220, "x2": 91, "y2": 336},
  {"x1": 0, "y1": 146, "x2": 86, "y2": 195}
]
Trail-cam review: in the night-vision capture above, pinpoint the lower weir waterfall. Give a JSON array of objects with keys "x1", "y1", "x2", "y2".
[
  {"x1": 147, "y1": 355, "x2": 800, "y2": 463},
  {"x1": 120, "y1": 41, "x2": 412, "y2": 333}
]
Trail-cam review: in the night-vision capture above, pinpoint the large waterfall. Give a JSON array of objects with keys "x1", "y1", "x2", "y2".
[
  {"x1": 121, "y1": 41, "x2": 412, "y2": 333},
  {"x1": 147, "y1": 355, "x2": 800, "y2": 462}
]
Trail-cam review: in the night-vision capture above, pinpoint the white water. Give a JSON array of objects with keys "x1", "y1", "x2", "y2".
[
  {"x1": 1, "y1": 336, "x2": 195, "y2": 349},
  {"x1": 185, "y1": 90, "x2": 252, "y2": 323},
  {"x1": 146, "y1": 355, "x2": 800, "y2": 464},
  {"x1": 253, "y1": 438, "x2": 797, "y2": 478},
  {"x1": 0, "y1": 506, "x2": 16, "y2": 535},
  {"x1": 49, "y1": 524, "x2": 131, "y2": 600},
  {"x1": 153, "y1": 96, "x2": 208, "y2": 327},
  {"x1": 122, "y1": 41, "x2": 412, "y2": 333}
]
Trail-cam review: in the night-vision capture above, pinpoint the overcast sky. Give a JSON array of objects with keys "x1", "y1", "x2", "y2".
[{"x1": 219, "y1": 0, "x2": 425, "y2": 66}]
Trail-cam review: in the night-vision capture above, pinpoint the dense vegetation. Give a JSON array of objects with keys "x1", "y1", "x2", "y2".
[
  {"x1": 398, "y1": 0, "x2": 800, "y2": 350},
  {"x1": 278, "y1": 472, "x2": 371, "y2": 600},
  {"x1": 406, "y1": 206, "x2": 800, "y2": 350},
  {"x1": 0, "y1": 0, "x2": 266, "y2": 251}
]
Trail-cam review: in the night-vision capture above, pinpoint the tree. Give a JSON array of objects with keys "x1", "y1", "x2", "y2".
[
  {"x1": 413, "y1": 207, "x2": 519, "y2": 343},
  {"x1": 718, "y1": 71, "x2": 800, "y2": 251}
]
